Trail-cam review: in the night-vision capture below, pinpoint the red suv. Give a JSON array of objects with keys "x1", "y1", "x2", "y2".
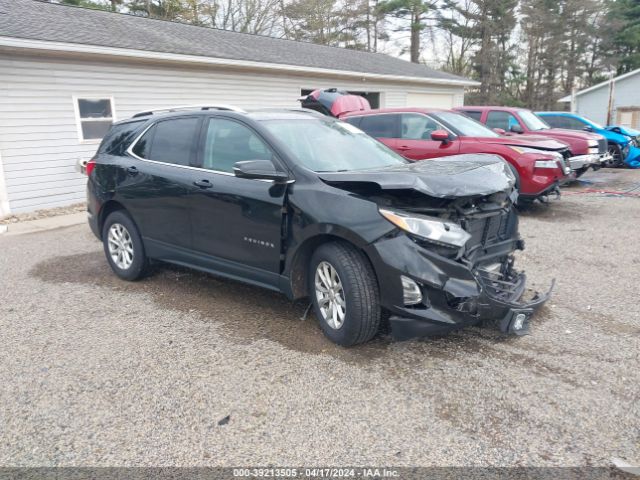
[
  {"x1": 455, "y1": 106, "x2": 609, "y2": 177},
  {"x1": 342, "y1": 108, "x2": 570, "y2": 202}
]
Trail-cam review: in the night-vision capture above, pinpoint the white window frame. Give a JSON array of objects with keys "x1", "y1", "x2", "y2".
[{"x1": 72, "y1": 96, "x2": 117, "y2": 144}]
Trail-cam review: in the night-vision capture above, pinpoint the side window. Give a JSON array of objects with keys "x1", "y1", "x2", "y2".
[
  {"x1": 359, "y1": 114, "x2": 399, "y2": 138},
  {"x1": 566, "y1": 117, "x2": 587, "y2": 129},
  {"x1": 462, "y1": 111, "x2": 483, "y2": 122},
  {"x1": 131, "y1": 117, "x2": 200, "y2": 165},
  {"x1": 132, "y1": 125, "x2": 155, "y2": 159},
  {"x1": 343, "y1": 117, "x2": 362, "y2": 128},
  {"x1": 541, "y1": 115, "x2": 563, "y2": 128},
  {"x1": 400, "y1": 114, "x2": 443, "y2": 140},
  {"x1": 202, "y1": 118, "x2": 274, "y2": 173},
  {"x1": 486, "y1": 111, "x2": 521, "y2": 131},
  {"x1": 152, "y1": 117, "x2": 200, "y2": 165},
  {"x1": 99, "y1": 120, "x2": 145, "y2": 155}
]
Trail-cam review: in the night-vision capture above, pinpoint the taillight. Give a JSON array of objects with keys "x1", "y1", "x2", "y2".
[{"x1": 85, "y1": 159, "x2": 97, "y2": 177}]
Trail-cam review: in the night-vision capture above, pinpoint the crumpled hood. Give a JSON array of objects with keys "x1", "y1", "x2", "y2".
[
  {"x1": 606, "y1": 125, "x2": 640, "y2": 138},
  {"x1": 471, "y1": 135, "x2": 568, "y2": 151},
  {"x1": 318, "y1": 154, "x2": 515, "y2": 198}
]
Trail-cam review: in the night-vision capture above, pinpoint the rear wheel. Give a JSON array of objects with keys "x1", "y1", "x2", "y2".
[
  {"x1": 308, "y1": 242, "x2": 381, "y2": 346},
  {"x1": 607, "y1": 144, "x2": 623, "y2": 168},
  {"x1": 102, "y1": 210, "x2": 149, "y2": 281}
]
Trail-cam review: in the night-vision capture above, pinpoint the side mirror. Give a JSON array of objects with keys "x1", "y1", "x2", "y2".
[
  {"x1": 493, "y1": 128, "x2": 507, "y2": 135},
  {"x1": 510, "y1": 124, "x2": 524, "y2": 134},
  {"x1": 583, "y1": 125, "x2": 593, "y2": 132},
  {"x1": 430, "y1": 130, "x2": 450, "y2": 143},
  {"x1": 233, "y1": 160, "x2": 289, "y2": 182}
]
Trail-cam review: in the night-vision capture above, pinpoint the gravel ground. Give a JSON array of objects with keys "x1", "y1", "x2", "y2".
[
  {"x1": 0, "y1": 203, "x2": 85, "y2": 225},
  {"x1": 0, "y1": 168, "x2": 638, "y2": 468}
]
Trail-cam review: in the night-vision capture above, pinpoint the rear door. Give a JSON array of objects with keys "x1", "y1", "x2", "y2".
[
  {"x1": 120, "y1": 116, "x2": 203, "y2": 251},
  {"x1": 188, "y1": 116, "x2": 287, "y2": 286},
  {"x1": 395, "y1": 113, "x2": 460, "y2": 160}
]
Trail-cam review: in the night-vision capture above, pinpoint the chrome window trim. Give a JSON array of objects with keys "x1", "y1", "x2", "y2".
[{"x1": 125, "y1": 120, "x2": 288, "y2": 182}]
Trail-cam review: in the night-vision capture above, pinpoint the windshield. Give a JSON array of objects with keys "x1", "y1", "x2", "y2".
[
  {"x1": 430, "y1": 111, "x2": 499, "y2": 138},
  {"x1": 520, "y1": 111, "x2": 550, "y2": 131},
  {"x1": 261, "y1": 118, "x2": 408, "y2": 172}
]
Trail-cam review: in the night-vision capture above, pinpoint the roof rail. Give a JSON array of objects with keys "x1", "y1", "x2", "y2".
[
  {"x1": 132, "y1": 104, "x2": 246, "y2": 118},
  {"x1": 250, "y1": 107, "x2": 326, "y2": 117}
]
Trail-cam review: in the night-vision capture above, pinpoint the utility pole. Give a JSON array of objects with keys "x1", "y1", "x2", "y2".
[{"x1": 606, "y1": 72, "x2": 616, "y2": 126}]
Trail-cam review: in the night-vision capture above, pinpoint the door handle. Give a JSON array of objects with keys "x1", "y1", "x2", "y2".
[
  {"x1": 193, "y1": 179, "x2": 213, "y2": 189},
  {"x1": 397, "y1": 145, "x2": 410, "y2": 151},
  {"x1": 126, "y1": 166, "x2": 138, "y2": 175}
]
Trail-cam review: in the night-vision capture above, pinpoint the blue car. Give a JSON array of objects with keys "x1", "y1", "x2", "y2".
[{"x1": 537, "y1": 112, "x2": 640, "y2": 168}]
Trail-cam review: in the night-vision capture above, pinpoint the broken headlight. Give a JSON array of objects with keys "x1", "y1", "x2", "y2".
[{"x1": 379, "y1": 209, "x2": 471, "y2": 248}]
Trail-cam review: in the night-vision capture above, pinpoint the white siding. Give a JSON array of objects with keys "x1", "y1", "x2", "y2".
[
  {"x1": 575, "y1": 73, "x2": 640, "y2": 126},
  {"x1": 0, "y1": 53, "x2": 465, "y2": 213}
]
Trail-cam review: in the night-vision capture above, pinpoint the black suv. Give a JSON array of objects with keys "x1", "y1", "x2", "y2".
[{"x1": 86, "y1": 105, "x2": 549, "y2": 346}]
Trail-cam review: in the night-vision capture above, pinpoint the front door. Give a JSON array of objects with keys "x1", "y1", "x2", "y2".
[
  {"x1": 119, "y1": 116, "x2": 202, "y2": 251},
  {"x1": 189, "y1": 117, "x2": 286, "y2": 286}
]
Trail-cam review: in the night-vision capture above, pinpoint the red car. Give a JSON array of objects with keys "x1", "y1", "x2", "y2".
[
  {"x1": 341, "y1": 108, "x2": 571, "y2": 202},
  {"x1": 455, "y1": 106, "x2": 610, "y2": 177}
]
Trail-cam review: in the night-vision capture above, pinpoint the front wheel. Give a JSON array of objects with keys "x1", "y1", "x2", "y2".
[
  {"x1": 102, "y1": 210, "x2": 149, "y2": 281},
  {"x1": 607, "y1": 144, "x2": 623, "y2": 168},
  {"x1": 308, "y1": 242, "x2": 381, "y2": 346}
]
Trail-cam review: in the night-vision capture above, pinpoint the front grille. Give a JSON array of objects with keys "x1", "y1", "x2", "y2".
[
  {"x1": 462, "y1": 209, "x2": 517, "y2": 250},
  {"x1": 598, "y1": 138, "x2": 607, "y2": 154}
]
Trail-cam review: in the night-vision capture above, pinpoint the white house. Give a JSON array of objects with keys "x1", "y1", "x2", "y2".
[
  {"x1": 0, "y1": 0, "x2": 476, "y2": 215},
  {"x1": 560, "y1": 69, "x2": 640, "y2": 129}
]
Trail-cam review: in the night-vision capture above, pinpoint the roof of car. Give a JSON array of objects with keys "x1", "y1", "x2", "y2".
[
  {"x1": 456, "y1": 106, "x2": 530, "y2": 112},
  {"x1": 536, "y1": 111, "x2": 574, "y2": 115},
  {"x1": 342, "y1": 107, "x2": 450, "y2": 117},
  {"x1": 2, "y1": 0, "x2": 473, "y2": 84},
  {"x1": 114, "y1": 107, "x2": 327, "y2": 124}
]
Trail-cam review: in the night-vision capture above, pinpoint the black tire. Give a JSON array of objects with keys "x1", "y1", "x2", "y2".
[
  {"x1": 308, "y1": 242, "x2": 381, "y2": 346},
  {"x1": 507, "y1": 163, "x2": 521, "y2": 191},
  {"x1": 102, "y1": 210, "x2": 149, "y2": 281},
  {"x1": 607, "y1": 144, "x2": 623, "y2": 168}
]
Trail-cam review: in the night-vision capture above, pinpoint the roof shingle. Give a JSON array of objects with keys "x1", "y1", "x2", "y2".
[{"x1": 0, "y1": 0, "x2": 472, "y2": 83}]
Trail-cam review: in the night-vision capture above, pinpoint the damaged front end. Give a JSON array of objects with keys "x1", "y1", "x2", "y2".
[{"x1": 320, "y1": 155, "x2": 553, "y2": 340}]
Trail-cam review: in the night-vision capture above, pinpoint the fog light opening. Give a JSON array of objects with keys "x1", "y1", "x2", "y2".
[
  {"x1": 401, "y1": 276, "x2": 423, "y2": 306},
  {"x1": 513, "y1": 313, "x2": 527, "y2": 331}
]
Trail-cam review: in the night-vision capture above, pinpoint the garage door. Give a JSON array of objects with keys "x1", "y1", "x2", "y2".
[{"x1": 406, "y1": 92, "x2": 454, "y2": 109}]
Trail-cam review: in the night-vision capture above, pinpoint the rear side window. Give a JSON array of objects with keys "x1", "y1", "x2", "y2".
[
  {"x1": 462, "y1": 110, "x2": 482, "y2": 121},
  {"x1": 359, "y1": 114, "x2": 399, "y2": 138},
  {"x1": 132, "y1": 117, "x2": 200, "y2": 166},
  {"x1": 343, "y1": 117, "x2": 362, "y2": 128},
  {"x1": 98, "y1": 120, "x2": 145, "y2": 155},
  {"x1": 540, "y1": 115, "x2": 588, "y2": 129},
  {"x1": 541, "y1": 116, "x2": 564, "y2": 128}
]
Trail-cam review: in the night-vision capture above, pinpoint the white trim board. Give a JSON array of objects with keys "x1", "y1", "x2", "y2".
[
  {"x1": 0, "y1": 151, "x2": 11, "y2": 217},
  {"x1": 0, "y1": 36, "x2": 479, "y2": 88}
]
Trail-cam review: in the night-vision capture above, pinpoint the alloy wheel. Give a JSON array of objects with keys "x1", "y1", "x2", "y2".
[
  {"x1": 314, "y1": 261, "x2": 346, "y2": 329},
  {"x1": 607, "y1": 145, "x2": 622, "y2": 167},
  {"x1": 107, "y1": 223, "x2": 134, "y2": 270}
]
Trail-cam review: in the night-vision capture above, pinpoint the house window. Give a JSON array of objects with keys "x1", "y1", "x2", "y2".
[{"x1": 74, "y1": 97, "x2": 115, "y2": 141}]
